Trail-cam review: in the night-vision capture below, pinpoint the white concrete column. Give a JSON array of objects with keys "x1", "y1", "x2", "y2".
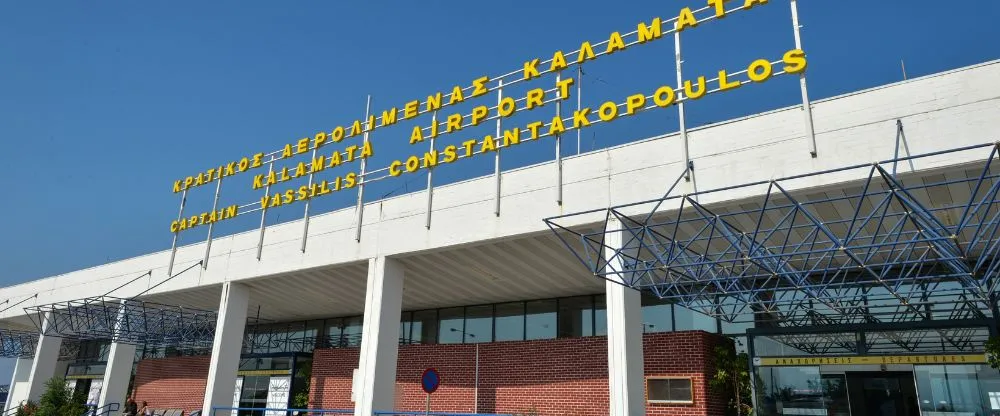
[
  {"x1": 202, "y1": 282, "x2": 250, "y2": 414},
  {"x1": 6, "y1": 358, "x2": 34, "y2": 412},
  {"x1": 354, "y1": 257, "x2": 405, "y2": 416},
  {"x1": 98, "y1": 300, "x2": 137, "y2": 410},
  {"x1": 604, "y1": 219, "x2": 645, "y2": 416},
  {"x1": 25, "y1": 312, "x2": 64, "y2": 403}
]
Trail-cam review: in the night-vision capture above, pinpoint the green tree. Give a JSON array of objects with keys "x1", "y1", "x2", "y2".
[
  {"x1": 986, "y1": 335, "x2": 1000, "y2": 370},
  {"x1": 35, "y1": 377, "x2": 87, "y2": 416},
  {"x1": 291, "y1": 361, "x2": 312, "y2": 409},
  {"x1": 709, "y1": 345, "x2": 754, "y2": 416},
  {"x1": 14, "y1": 401, "x2": 38, "y2": 416}
]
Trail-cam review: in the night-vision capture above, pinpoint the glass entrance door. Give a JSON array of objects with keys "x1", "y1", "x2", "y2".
[{"x1": 845, "y1": 372, "x2": 919, "y2": 416}]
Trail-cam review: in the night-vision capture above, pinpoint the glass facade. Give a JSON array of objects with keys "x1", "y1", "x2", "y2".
[{"x1": 914, "y1": 364, "x2": 1000, "y2": 414}]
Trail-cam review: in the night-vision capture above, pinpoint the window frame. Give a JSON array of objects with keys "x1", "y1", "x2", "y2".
[{"x1": 645, "y1": 376, "x2": 695, "y2": 405}]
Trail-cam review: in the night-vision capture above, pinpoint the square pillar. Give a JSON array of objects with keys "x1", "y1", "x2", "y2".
[
  {"x1": 604, "y1": 218, "x2": 645, "y2": 416},
  {"x1": 98, "y1": 300, "x2": 137, "y2": 410},
  {"x1": 202, "y1": 282, "x2": 250, "y2": 414},
  {"x1": 26, "y1": 312, "x2": 64, "y2": 403},
  {"x1": 354, "y1": 257, "x2": 404, "y2": 416},
  {"x1": 5, "y1": 357, "x2": 33, "y2": 413}
]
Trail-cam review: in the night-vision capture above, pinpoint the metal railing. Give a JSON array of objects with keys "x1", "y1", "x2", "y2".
[
  {"x1": 82, "y1": 403, "x2": 120, "y2": 416},
  {"x1": 210, "y1": 408, "x2": 353, "y2": 415},
  {"x1": 210, "y1": 408, "x2": 513, "y2": 416}
]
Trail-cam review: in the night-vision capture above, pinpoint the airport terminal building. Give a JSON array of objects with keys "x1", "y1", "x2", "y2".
[{"x1": 2, "y1": 38, "x2": 1000, "y2": 416}]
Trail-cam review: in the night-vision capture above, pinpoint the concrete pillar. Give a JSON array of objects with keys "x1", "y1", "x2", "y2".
[
  {"x1": 98, "y1": 301, "x2": 137, "y2": 410},
  {"x1": 6, "y1": 358, "x2": 33, "y2": 412},
  {"x1": 202, "y1": 282, "x2": 250, "y2": 414},
  {"x1": 354, "y1": 257, "x2": 404, "y2": 416},
  {"x1": 604, "y1": 219, "x2": 645, "y2": 416},
  {"x1": 25, "y1": 312, "x2": 64, "y2": 403}
]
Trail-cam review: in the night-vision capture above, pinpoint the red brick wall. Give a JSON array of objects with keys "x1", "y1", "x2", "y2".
[
  {"x1": 310, "y1": 331, "x2": 731, "y2": 416},
  {"x1": 132, "y1": 355, "x2": 211, "y2": 413}
]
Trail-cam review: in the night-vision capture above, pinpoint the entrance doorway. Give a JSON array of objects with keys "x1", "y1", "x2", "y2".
[{"x1": 844, "y1": 372, "x2": 918, "y2": 416}]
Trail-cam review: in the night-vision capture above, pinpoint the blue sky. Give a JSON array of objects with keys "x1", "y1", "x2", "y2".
[{"x1": 0, "y1": 0, "x2": 998, "y2": 383}]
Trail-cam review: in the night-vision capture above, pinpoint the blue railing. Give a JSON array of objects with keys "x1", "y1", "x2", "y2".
[
  {"x1": 210, "y1": 408, "x2": 513, "y2": 416},
  {"x1": 374, "y1": 413, "x2": 514, "y2": 416},
  {"x1": 210, "y1": 408, "x2": 353, "y2": 415},
  {"x1": 82, "y1": 403, "x2": 120, "y2": 416}
]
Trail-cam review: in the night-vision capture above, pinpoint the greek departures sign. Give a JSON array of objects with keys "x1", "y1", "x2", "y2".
[{"x1": 165, "y1": 0, "x2": 814, "y2": 271}]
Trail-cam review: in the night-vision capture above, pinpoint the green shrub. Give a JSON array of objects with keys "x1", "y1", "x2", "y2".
[{"x1": 35, "y1": 377, "x2": 87, "y2": 416}]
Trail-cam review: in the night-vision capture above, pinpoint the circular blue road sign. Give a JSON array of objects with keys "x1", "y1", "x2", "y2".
[{"x1": 421, "y1": 368, "x2": 440, "y2": 394}]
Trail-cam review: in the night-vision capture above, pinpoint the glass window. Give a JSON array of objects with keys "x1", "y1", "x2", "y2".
[
  {"x1": 525, "y1": 300, "x2": 557, "y2": 340},
  {"x1": 641, "y1": 293, "x2": 673, "y2": 333},
  {"x1": 558, "y1": 296, "x2": 594, "y2": 338},
  {"x1": 342, "y1": 316, "x2": 363, "y2": 347},
  {"x1": 464, "y1": 305, "x2": 493, "y2": 343},
  {"x1": 325, "y1": 318, "x2": 343, "y2": 348},
  {"x1": 494, "y1": 302, "x2": 525, "y2": 342},
  {"x1": 411, "y1": 310, "x2": 438, "y2": 344},
  {"x1": 915, "y1": 364, "x2": 997, "y2": 415},
  {"x1": 400, "y1": 312, "x2": 413, "y2": 345},
  {"x1": 438, "y1": 308, "x2": 465, "y2": 344},
  {"x1": 756, "y1": 366, "x2": 824, "y2": 416},
  {"x1": 595, "y1": 295, "x2": 607, "y2": 336},
  {"x1": 646, "y1": 378, "x2": 693, "y2": 403},
  {"x1": 674, "y1": 305, "x2": 717, "y2": 332},
  {"x1": 820, "y1": 374, "x2": 850, "y2": 416}
]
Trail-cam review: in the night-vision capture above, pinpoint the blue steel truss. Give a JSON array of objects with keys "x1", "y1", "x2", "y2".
[
  {"x1": 23, "y1": 296, "x2": 217, "y2": 349},
  {"x1": 546, "y1": 143, "x2": 1000, "y2": 336}
]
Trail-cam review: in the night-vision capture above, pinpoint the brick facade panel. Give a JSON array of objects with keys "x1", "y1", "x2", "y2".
[
  {"x1": 310, "y1": 331, "x2": 730, "y2": 416},
  {"x1": 132, "y1": 355, "x2": 211, "y2": 414},
  {"x1": 132, "y1": 331, "x2": 731, "y2": 416}
]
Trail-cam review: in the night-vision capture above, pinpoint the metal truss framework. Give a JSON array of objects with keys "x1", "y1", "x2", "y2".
[
  {"x1": 24, "y1": 296, "x2": 217, "y2": 349},
  {"x1": 546, "y1": 143, "x2": 1000, "y2": 353},
  {"x1": 0, "y1": 329, "x2": 82, "y2": 359}
]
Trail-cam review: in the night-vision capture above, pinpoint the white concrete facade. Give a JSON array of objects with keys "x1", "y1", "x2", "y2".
[
  {"x1": 0, "y1": 61, "x2": 997, "y2": 319},
  {"x1": 0, "y1": 60, "x2": 998, "y2": 414},
  {"x1": 24, "y1": 314, "x2": 63, "y2": 403},
  {"x1": 604, "y1": 219, "x2": 646, "y2": 416},
  {"x1": 5, "y1": 358, "x2": 33, "y2": 413},
  {"x1": 354, "y1": 257, "x2": 405, "y2": 416},
  {"x1": 202, "y1": 282, "x2": 250, "y2": 413}
]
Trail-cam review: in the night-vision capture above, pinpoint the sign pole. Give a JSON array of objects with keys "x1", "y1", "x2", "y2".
[
  {"x1": 674, "y1": 27, "x2": 691, "y2": 183},
  {"x1": 256, "y1": 160, "x2": 274, "y2": 261},
  {"x1": 425, "y1": 110, "x2": 438, "y2": 229},
  {"x1": 203, "y1": 177, "x2": 223, "y2": 268},
  {"x1": 494, "y1": 80, "x2": 503, "y2": 217},
  {"x1": 354, "y1": 95, "x2": 373, "y2": 242},
  {"x1": 790, "y1": 0, "x2": 818, "y2": 157},
  {"x1": 576, "y1": 65, "x2": 583, "y2": 154},
  {"x1": 555, "y1": 72, "x2": 563, "y2": 206},
  {"x1": 421, "y1": 367, "x2": 440, "y2": 415},
  {"x1": 167, "y1": 188, "x2": 188, "y2": 277}
]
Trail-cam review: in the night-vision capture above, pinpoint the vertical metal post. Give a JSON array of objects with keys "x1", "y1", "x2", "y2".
[
  {"x1": 494, "y1": 80, "x2": 503, "y2": 217},
  {"x1": 301, "y1": 143, "x2": 318, "y2": 251},
  {"x1": 425, "y1": 110, "x2": 438, "y2": 229},
  {"x1": 256, "y1": 160, "x2": 274, "y2": 261},
  {"x1": 576, "y1": 65, "x2": 583, "y2": 154},
  {"x1": 202, "y1": 178, "x2": 223, "y2": 268},
  {"x1": 424, "y1": 393, "x2": 431, "y2": 416},
  {"x1": 790, "y1": 0, "x2": 818, "y2": 157},
  {"x1": 354, "y1": 95, "x2": 373, "y2": 242},
  {"x1": 167, "y1": 189, "x2": 188, "y2": 277},
  {"x1": 746, "y1": 331, "x2": 760, "y2": 414},
  {"x1": 555, "y1": 72, "x2": 563, "y2": 206},
  {"x1": 675, "y1": 29, "x2": 691, "y2": 182}
]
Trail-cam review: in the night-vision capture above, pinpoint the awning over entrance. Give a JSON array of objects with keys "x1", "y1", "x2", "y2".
[
  {"x1": 546, "y1": 143, "x2": 1000, "y2": 331},
  {"x1": 24, "y1": 295, "x2": 217, "y2": 349}
]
